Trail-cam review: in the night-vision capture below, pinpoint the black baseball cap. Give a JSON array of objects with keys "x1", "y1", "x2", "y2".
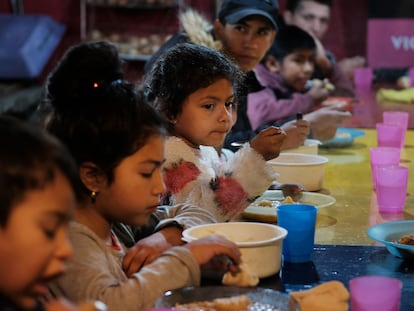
[{"x1": 218, "y1": 0, "x2": 279, "y2": 30}]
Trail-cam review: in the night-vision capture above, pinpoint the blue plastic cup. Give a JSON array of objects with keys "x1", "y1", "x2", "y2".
[{"x1": 277, "y1": 204, "x2": 317, "y2": 262}]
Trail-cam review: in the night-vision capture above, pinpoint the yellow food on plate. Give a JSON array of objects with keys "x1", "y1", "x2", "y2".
[
  {"x1": 257, "y1": 199, "x2": 273, "y2": 207},
  {"x1": 282, "y1": 195, "x2": 295, "y2": 204},
  {"x1": 175, "y1": 295, "x2": 250, "y2": 311}
]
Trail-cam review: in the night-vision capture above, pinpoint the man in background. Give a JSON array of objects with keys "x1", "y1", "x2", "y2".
[{"x1": 283, "y1": 0, "x2": 363, "y2": 96}]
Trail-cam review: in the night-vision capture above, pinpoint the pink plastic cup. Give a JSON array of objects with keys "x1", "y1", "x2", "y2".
[
  {"x1": 369, "y1": 147, "x2": 401, "y2": 190},
  {"x1": 376, "y1": 123, "x2": 405, "y2": 148},
  {"x1": 354, "y1": 67, "x2": 373, "y2": 86},
  {"x1": 350, "y1": 276, "x2": 402, "y2": 311},
  {"x1": 383, "y1": 111, "x2": 409, "y2": 148},
  {"x1": 376, "y1": 165, "x2": 409, "y2": 213}
]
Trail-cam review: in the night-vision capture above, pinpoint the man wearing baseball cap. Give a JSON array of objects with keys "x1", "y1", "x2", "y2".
[
  {"x1": 214, "y1": 0, "x2": 278, "y2": 72},
  {"x1": 145, "y1": 0, "x2": 279, "y2": 73}
]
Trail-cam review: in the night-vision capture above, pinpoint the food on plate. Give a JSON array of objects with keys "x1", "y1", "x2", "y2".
[
  {"x1": 174, "y1": 294, "x2": 281, "y2": 311},
  {"x1": 258, "y1": 200, "x2": 273, "y2": 207},
  {"x1": 222, "y1": 263, "x2": 259, "y2": 287},
  {"x1": 397, "y1": 234, "x2": 414, "y2": 245},
  {"x1": 256, "y1": 195, "x2": 296, "y2": 208},
  {"x1": 282, "y1": 196, "x2": 295, "y2": 204}
]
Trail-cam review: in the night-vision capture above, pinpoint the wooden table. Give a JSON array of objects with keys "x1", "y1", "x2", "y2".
[{"x1": 315, "y1": 129, "x2": 414, "y2": 245}]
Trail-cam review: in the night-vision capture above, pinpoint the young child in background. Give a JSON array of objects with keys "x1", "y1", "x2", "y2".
[
  {"x1": 44, "y1": 41, "x2": 241, "y2": 311},
  {"x1": 0, "y1": 115, "x2": 82, "y2": 311},
  {"x1": 282, "y1": 0, "x2": 357, "y2": 96},
  {"x1": 144, "y1": 43, "x2": 286, "y2": 222},
  {"x1": 248, "y1": 25, "x2": 330, "y2": 131}
]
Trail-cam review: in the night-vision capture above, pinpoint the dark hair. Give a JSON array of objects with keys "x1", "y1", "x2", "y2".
[
  {"x1": 218, "y1": 0, "x2": 279, "y2": 30},
  {"x1": 286, "y1": 0, "x2": 332, "y2": 12},
  {"x1": 45, "y1": 41, "x2": 168, "y2": 197},
  {"x1": 45, "y1": 41, "x2": 124, "y2": 108},
  {"x1": 144, "y1": 43, "x2": 244, "y2": 128},
  {"x1": 266, "y1": 25, "x2": 316, "y2": 62},
  {"x1": 0, "y1": 115, "x2": 80, "y2": 226}
]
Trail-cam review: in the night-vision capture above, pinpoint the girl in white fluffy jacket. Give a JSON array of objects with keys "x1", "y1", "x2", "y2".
[{"x1": 145, "y1": 43, "x2": 286, "y2": 222}]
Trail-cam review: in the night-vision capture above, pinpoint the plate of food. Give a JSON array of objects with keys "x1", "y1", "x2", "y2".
[
  {"x1": 155, "y1": 286, "x2": 299, "y2": 310},
  {"x1": 367, "y1": 220, "x2": 414, "y2": 260},
  {"x1": 320, "y1": 127, "x2": 365, "y2": 148},
  {"x1": 241, "y1": 190, "x2": 336, "y2": 223}
]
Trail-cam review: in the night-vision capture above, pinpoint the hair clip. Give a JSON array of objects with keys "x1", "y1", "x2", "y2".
[{"x1": 90, "y1": 79, "x2": 122, "y2": 91}]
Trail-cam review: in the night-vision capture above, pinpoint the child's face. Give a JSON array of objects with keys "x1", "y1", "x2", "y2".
[
  {"x1": 96, "y1": 134, "x2": 166, "y2": 227},
  {"x1": 0, "y1": 171, "x2": 75, "y2": 309},
  {"x1": 278, "y1": 49, "x2": 316, "y2": 92},
  {"x1": 173, "y1": 78, "x2": 235, "y2": 148},
  {"x1": 214, "y1": 17, "x2": 276, "y2": 72}
]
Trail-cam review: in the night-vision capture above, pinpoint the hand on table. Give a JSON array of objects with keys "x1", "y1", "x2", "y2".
[
  {"x1": 184, "y1": 235, "x2": 241, "y2": 274},
  {"x1": 304, "y1": 105, "x2": 352, "y2": 142}
]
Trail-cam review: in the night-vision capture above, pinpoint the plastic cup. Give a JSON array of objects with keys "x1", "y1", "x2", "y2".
[
  {"x1": 383, "y1": 111, "x2": 409, "y2": 148},
  {"x1": 376, "y1": 165, "x2": 408, "y2": 213},
  {"x1": 369, "y1": 147, "x2": 400, "y2": 190},
  {"x1": 350, "y1": 276, "x2": 402, "y2": 311},
  {"x1": 277, "y1": 204, "x2": 317, "y2": 263},
  {"x1": 409, "y1": 67, "x2": 414, "y2": 87},
  {"x1": 376, "y1": 123, "x2": 405, "y2": 148},
  {"x1": 354, "y1": 67, "x2": 373, "y2": 86}
]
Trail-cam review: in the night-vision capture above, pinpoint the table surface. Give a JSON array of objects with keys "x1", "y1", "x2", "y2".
[
  {"x1": 258, "y1": 244, "x2": 414, "y2": 311},
  {"x1": 236, "y1": 129, "x2": 414, "y2": 309},
  {"x1": 315, "y1": 128, "x2": 414, "y2": 245},
  {"x1": 205, "y1": 90, "x2": 414, "y2": 308},
  {"x1": 343, "y1": 84, "x2": 414, "y2": 129}
]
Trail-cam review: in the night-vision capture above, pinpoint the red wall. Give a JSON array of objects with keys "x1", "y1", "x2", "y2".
[
  {"x1": 1, "y1": 0, "x2": 369, "y2": 82},
  {"x1": 278, "y1": 0, "x2": 369, "y2": 60}
]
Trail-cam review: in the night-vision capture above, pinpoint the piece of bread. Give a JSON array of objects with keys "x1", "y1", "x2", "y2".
[
  {"x1": 213, "y1": 295, "x2": 250, "y2": 311},
  {"x1": 222, "y1": 263, "x2": 259, "y2": 287}
]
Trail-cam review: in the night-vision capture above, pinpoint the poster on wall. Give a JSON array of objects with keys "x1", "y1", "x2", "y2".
[{"x1": 367, "y1": 19, "x2": 414, "y2": 68}]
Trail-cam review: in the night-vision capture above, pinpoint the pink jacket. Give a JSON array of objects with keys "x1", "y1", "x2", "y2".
[{"x1": 247, "y1": 64, "x2": 315, "y2": 131}]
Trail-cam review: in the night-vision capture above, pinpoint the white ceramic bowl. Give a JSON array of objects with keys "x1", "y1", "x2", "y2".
[
  {"x1": 268, "y1": 153, "x2": 329, "y2": 191},
  {"x1": 282, "y1": 139, "x2": 321, "y2": 155},
  {"x1": 182, "y1": 222, "x2": 287, "y2": 278}
]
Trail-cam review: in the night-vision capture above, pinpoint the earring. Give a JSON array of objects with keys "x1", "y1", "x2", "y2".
[{"x1": 90, "y1": 191, "x2": 98, "y2": 204}]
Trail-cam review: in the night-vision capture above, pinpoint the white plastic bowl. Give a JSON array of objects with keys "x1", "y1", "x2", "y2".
[
  {"x1": 182, "y1": 222, "x2": 287, "y2": 278},
  {"x1": 282, "y1": 139, "x2": 321, "y2": 155},
  {"x1": 268, "y1": 153, "x2": 329, "y2": 191}
]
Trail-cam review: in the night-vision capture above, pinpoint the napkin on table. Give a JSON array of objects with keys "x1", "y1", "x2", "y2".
[
  {"x1": 289, "y1": 280, "x2": 349, "y2": 311},
  {"x1": 376, "y1": 88, "x2": 414, "y2": 104}
]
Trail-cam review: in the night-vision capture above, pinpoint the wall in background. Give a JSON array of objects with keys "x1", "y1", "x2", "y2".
[{"x1": 1, "y1": 0, "x2": 370, "y2": 82}]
